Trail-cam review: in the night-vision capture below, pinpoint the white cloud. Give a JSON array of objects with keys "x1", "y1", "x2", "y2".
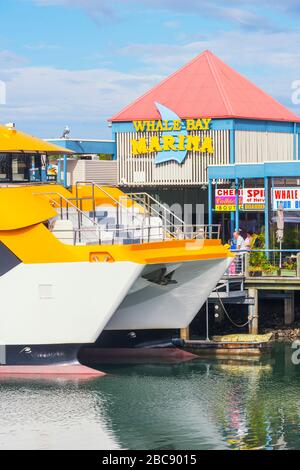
[
  {"x1": 0, "y1": 50, "x2": 27, "y2": 67},
  {"x1": 2, "y1": 25, "x2": 300, "y2": 138},
  {"x1": 26, "y1": 0, "x2": 300, "y2": 27},
  {"x1": 26, "y1": 0, "x2": 114, "y2": 17},
  {"x1": 26, "y1": 0, "x2": 276, "y2": 30},
  {"x1": 24, "y1": 43, "x2": 61, "y2": 50},
  {"x1": 0, "y1": 65, "x2": 162, "y2": 137},
  {"x1": 163, "y1": 20, "x2": 180, "y2": 29},
  {"x1": 118, "y1": 30, "x2": 300, "y2": 74},
  {"x1": 118, "y1": 30, "x2": 300, "y2": 115}
]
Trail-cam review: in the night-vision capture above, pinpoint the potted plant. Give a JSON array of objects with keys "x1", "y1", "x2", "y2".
[
  {"x1": 261, "y1": 262, "x2": 277, "y2": 276},
  {"x1": 248, "y1": 266, "x2": 263, "y2": 277},
  {"x1": 282, "y1": 259, "x2": 297, "y2": 277}
]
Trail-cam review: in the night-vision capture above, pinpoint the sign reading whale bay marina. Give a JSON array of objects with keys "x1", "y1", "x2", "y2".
[{"x1": 130, "y1": 103, "x2": 214, "y2": 165}]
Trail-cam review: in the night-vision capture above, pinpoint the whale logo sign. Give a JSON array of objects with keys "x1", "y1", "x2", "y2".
[
  {"x1": 154, "y1": 103, "x2": 188, "y2": 165},
  {"x1": 131, "y1": 103, "x2": 214, "y2": 165}
]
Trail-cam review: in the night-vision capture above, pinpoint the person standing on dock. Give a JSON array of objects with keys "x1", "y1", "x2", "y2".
[
  {"x1": 245, "y1": 231, "x2": 254, "y2": 251},
  {"x1": 233, "y1": 230, "x2": 246, "y2": 251},
  {"x1": 232, "y1": 230, "x2": 246, "y2": 274}
]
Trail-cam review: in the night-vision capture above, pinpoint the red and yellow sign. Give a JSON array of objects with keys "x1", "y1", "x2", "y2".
[
  {"x1": 215, "y1": 189, "x2": 243, "y2": 212},
  {"x1": 215, "y1": 188, "x2": 265, "y2": 212}
]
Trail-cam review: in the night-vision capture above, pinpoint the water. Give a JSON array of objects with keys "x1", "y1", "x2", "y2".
[{"x1": 1, "y1": 342, "x2": 300, "y2": 450}]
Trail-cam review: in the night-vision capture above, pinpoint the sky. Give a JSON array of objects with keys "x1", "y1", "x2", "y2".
[{"x1": 1, "y1": 0, "x2": 300, "y2": 138}]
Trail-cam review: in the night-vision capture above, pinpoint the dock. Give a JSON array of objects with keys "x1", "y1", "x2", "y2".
[
  {"x1": 245, "y1": 276, "x2": 299, "y2": 334},
  {"x1": 183, "y1": 334, "x2": 273, "y2": 357},
  {"x1": 180, "y1": 251, "x2": 300, "y2": 345}
]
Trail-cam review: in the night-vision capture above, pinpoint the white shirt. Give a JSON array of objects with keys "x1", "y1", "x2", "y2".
[{"x1": 236, "y1": 235, "x2": 246, "y2": 251}]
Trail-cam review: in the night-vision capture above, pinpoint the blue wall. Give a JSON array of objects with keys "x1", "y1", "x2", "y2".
[
  {"x1": 112, "y1": 118, "x2": 300, "y2": 165},
  {"x1": 47, "y1": 139, "x2": 116, "y2": 158},
  {"x1": 208, "y1": 161, "x2": 300, "y2": 180},
  {"x1": 112, "y1": 118, "x2": 300, "y2": 135}
]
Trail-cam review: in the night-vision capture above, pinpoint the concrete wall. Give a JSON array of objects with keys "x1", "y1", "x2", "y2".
[
  {"x1": 235, "y1": 131, "x2": 295, "y2": 163},
  {"x1": 67, "y1": 159, "x2": 118, "y2": 186}
]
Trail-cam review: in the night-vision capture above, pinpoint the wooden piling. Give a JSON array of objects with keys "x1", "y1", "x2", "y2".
[
  {"x1": 248, "y1": 287, "x2": 259, "y2": 335},
  {"x1": 180, "y1": 327, "x2": 190, "y2": 341},
  {"x1": 284, "y1": 291, "x2": 295, "y2": 325},
  {"x1": 297, "y1": 253, "x2": 300, "y2": 278}
]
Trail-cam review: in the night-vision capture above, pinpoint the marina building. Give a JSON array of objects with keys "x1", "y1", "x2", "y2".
[
  {"x1": 5, "y1": 49, "x2": 300, "y2": 249},
  {"x1": 107, "y1": 50, "x2": 300, "y2": 247}
]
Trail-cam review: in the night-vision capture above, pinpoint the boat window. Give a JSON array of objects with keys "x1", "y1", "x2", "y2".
[
  {"x1": 12, "y1": 154, "x2": 30, "y2": 182},
  {"x1": 30, "y1": 154, "x2": 42, "y2": 182},
  {"x1": 0, "y1": 153, "x2": 43, "y2": 183},
  {"x1": 0, "y1": 153, "x2": 9, "y2": 182}
]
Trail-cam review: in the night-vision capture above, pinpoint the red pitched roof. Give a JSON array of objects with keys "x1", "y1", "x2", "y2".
[{"x1": 109, "y1": 50, "x2": 300, "y2": 123}]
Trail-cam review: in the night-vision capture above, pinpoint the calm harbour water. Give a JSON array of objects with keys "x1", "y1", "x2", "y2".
[{"x1": 1, "y1": 342, "x2": 300, "y2": 450}]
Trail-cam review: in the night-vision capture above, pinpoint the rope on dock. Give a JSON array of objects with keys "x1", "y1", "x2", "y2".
[{"x1": 216, "y1": 291, "x2": 250, "y2": 328}]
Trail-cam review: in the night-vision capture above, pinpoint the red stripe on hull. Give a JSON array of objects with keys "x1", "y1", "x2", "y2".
[
  {"x1": 0, "y1": 364, "x2": 105, "y2": 377},
  {"x1": 80, "y1": 347, "x2": 198, "y2": 364}
]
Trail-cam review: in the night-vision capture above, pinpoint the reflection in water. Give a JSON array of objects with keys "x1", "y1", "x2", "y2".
[
  {"x1": 1, "y1": 343, "x2": 300, "y2": 449},
  {"x1": 0, "y1": 378, "x2": 120, "y2": 450}
]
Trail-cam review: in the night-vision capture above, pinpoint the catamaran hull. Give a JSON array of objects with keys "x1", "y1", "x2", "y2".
[
  {"x1": 104, "y1": 257, "x2": 231, "y2": 331},
  {"x1": 1, "y1": 343, "x2": 81, "y2": 365},
  {"x1": 81, "y1": 257, "x2": 231, "y2": 363},
  {"x1": 0, "y1": 260, "x2": 143, "y2": 367}
]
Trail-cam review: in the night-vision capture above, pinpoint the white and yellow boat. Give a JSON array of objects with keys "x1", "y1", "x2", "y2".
[{"x1": 0, "y1": 124, "x2": 232, "y2": 372}]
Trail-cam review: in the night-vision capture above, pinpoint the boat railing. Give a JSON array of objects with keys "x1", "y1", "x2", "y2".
[
  {"x1": 34, "y1": 191, "x2": 102, "y2": 243},
  {"x1": 35, "y1": 183, "x2": 221, "y2": 243},
  {"x1": 75, "y1": 181, "x2": 129, "y2": 225},
  {"x1": 122, "y1": 192, "x2": 187, "y2": 235},
  {"x1": 49, "y1": 223, "x2": 221, "y2": 246},
  {"x1": 74, "y1": 181, "x2": 188, "y2": 239}
]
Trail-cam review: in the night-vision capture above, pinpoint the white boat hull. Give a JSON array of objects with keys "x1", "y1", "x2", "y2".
[
  {"x1": 0, "y1": 261, "x2": 143, "y2": 346},
  {"x1": 105, "y1": 257, "x2": 231, "y2": 330}
]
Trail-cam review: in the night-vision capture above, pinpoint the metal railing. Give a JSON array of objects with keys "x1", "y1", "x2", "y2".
[
  {"x1": 75, "y1": 181, "x2": 130, "y2": 226},
  {"x1": 74, "y1": 181, "x2": 220, "y2": 240},
  {"x1": 226, "y1": 250, "x2": 300, "y2": 279},
  {"x1": 35, "y1": 191, "x2": 102, "y2": 243},
  {"x1": 225, "y1": 252, "x2": 246, "y2": 277},
  {"x1": 35, "y1": 181, "x2": 221, "y2": 245},
  {"x1": 50, "y1": 224, "x2": 221, "y2": 246},
  {"x1": 75, "y1": 181, "x2": 187, "y2": 237},
  {"x1": 123, "y1": 192, "x2": 187, "y2": 237}
]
